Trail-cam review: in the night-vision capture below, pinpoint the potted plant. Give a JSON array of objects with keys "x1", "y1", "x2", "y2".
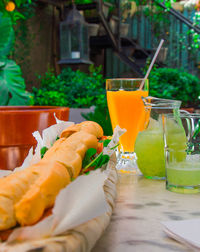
[
  {"x1": 33, "y1": 65, "x2": 105, "y2": 123},
  {"x1": 148, "y1": 67, "x2": 200, "y2": 110},
  {"x1": 0, "y1": 2, "x2": 70, "y2": 170}
]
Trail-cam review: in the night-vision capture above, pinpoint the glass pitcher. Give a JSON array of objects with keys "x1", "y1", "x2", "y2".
[
  {"x1": 134, "y1": 96, "x2": 182, "y2": 179},
  {"x1": 163, "y1": 112, "x2": 200, "y2": 193}
]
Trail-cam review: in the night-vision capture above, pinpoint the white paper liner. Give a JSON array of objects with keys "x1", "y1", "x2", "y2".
[
  {"x1": 0, "y1": 118, "x2": 124, "y2": 242},
  {"x1": 103, "y1": 125, "x2": 126, "y2": 157}
]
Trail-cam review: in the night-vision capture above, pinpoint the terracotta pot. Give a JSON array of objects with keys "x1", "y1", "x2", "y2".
[
  {"x1": 181, "y1": 107, "x2": 195, "y2": 113},
  {"x1": 0, "y1": 106, "x2": 69, "y2": 170}
]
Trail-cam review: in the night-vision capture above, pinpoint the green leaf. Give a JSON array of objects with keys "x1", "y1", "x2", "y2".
[
  {"x1": 0, "y1": 59, "x2": 32, "y2": 105},
  {"x1": 100, "y1": 154, "x2": 110, "y2": 166},
  {"x1": 12, "y1": 11, "x2": 26, "y2": 21},
  {"x1": 40, "y1": 146, "x2": 48, "y2": 158},
  {"x1": 103, "y1": 139, "x2": 111, "y2": 147},
  {"x1": 82, "y1": 151, "x2": 110, "y2": 173},
  {"x1": 15, "y1": 0, "x2": 32, "y2": 7},
  {"x1": 86, "y1": 148, "x2": 97, "y2": 157},
  {"x1": 93, "y1": 154, "x2": 110, "y2": 169},
  {"x1": 82, "y1": 148, "x2": 97, "y2": 168},
  {"x1": 0, "y1": 12, "x2": 15, "y2": 57}
]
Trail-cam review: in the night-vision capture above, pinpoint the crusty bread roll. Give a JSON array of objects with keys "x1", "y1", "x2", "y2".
[
  {"x1": 0, "y1": 121, "x2": 103, "y2": 230},
  {"x1": 0, "y1": 168, "x2": 40, "y2": 230},
  {"x1": 15, "y1": 160, "x2": 71, "y2": 226},
  {"x1": 43, "y1": 131, "x2": 98, "y2": 178},
  {"x1": 60, "y1": 121, "x2": 103, "y2": 139}
]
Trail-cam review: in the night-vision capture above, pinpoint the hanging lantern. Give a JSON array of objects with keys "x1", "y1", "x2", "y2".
[{"x1": 59, "y1": 4, "x2": 92, "y2": 64}]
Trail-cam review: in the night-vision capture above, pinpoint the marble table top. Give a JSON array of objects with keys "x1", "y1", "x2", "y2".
[{"x1": 92, "y1": 172, "x2": 199, "y2": 252}]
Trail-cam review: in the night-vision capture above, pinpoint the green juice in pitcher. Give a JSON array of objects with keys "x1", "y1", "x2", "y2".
[
  {"x1": 135, "y1": 117, "x2": 187, "y2": 179},
  {"x1": 135, "y1": 119, "x2": 165, "y2": 179}
]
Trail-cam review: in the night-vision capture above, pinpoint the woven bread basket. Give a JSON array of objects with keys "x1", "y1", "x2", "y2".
[{"x1": 0, "y1": 155, "x2": 118, "y2": 252}]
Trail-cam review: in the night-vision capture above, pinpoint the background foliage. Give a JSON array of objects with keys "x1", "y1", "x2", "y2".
[
  {"x1": 0, "y1": 0, "x2": 33, "y2": 105},
  {"x1": 33, "y1": 65, "x2": 113, "y2": 134},
  {"x1": 82, "y1": 98, "x2": 113, "y2": 136},
  {"x1": 149, "y1": 67, "x2": 200, "y2": 108},
  {"x1": 33, "y1": 65, "x2": 105, "y2": 108}
]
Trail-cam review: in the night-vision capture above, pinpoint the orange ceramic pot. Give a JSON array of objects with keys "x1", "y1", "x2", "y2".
[{"x1": 0, "y1": 106, "x2": 69, "y2": 170}]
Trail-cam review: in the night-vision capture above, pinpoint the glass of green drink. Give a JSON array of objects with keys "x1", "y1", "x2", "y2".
[
  {"x1": 135, "y1": 97, "x2": 181, "y2": 180},
  {"x1": 163, "y1": 113, "x2": 200, "y2": 194}
]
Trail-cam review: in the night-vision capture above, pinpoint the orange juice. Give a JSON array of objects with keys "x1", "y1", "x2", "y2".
[{"x1": 107, "y1": 90, "x2": 148, "y2": 152}]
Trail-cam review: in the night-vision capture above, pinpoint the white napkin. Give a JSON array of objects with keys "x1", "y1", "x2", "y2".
[{"x1": 162, "y1": 219, "x2": 200, "y2": 250}]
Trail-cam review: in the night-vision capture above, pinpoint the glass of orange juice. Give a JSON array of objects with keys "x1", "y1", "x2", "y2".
[{"x1": 106, "y1": 78, "x2": 149, "y2": 172}]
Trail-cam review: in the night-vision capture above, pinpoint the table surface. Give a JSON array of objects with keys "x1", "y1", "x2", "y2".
[{"x1": 92, "y1": 172, "x2": 199, "y2": 252}]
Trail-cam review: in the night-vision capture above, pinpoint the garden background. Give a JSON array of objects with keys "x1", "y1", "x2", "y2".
[{"x1": 0, "y1": 0, "x2": 200, "y2": 134}]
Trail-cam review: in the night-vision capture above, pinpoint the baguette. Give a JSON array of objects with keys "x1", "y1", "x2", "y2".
[
  {"x1": 43, "y1": 131, "x2": 98, "y2": 178},
  {"x1": 60, "y1": 121, "x2": 103, "y2": 139},
  {"x1": 0, "y1": 168, "x2": 40, "y2": 229},
  {"x1": 0, "y1": 121, "x2": 103, "y2": 231},
  {"x1": 15, "y1": 160, "x2": 71, "y2": 226}
]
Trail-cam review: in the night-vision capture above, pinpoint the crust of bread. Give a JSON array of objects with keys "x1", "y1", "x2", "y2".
[
  {"x1": 0, "y1": 168, "x2": 40, "y2": 230},
  {"x1": 43, "y1": 131, "x2": 98, "y2": 178},
  {"x1": 15, "y1": 161, "x2": 70, "y2": 226},
  {"x1": 0, "y1": 196, "x2": 15, "y2": 230},
  {"x1": 61, "y1": 121, "x2": 103, "y2": 139}
]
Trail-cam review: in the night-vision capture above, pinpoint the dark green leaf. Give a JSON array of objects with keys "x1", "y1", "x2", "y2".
[
  {"x1": 85, "y1": 148, "x2": 97, "y2": 158},
  {"x1": 93, "y1": 154, "x2": 110, "y2": 169},
  {"x1": 82, "y1": 151, "x2": 110, "y2": 173},
  {"x1": 82, "y1": 148, "x2": 97, "y2": 168},
  {"x1": 103, "y1": 139, "x2": 111, "y2": 147},
  {"x1": 100, "y1": 154, "x2": 110, "y2": 166},
  {"x1": 12, "y1": 11, "x2": 26, "y2": 21},
  {"x1": 0, "y1": 59, "x2": 32, "y2": 105},
  {"x1": 40, "y1": 146, "x2": 48, "y2": 159},
  {"x1": 0, "y1": 12, "x2": 15, "y2": 57}
]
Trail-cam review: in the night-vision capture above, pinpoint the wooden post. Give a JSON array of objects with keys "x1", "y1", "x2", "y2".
[
  {"x1": 117, "y1": 0, "x2": 121, "y2": 52},
  {"x1": 52, "y1": 5, "x2": 60, "y2": 75}
]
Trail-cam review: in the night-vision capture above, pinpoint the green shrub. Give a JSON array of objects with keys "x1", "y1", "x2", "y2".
[
  {"x1": 82, "y1": 98, "x2": 113, "y2": 136},
  {"x1": 149, "y1": 68, "x2": 200, "y2": 108},
  {"x1": 32, "y1": 89, "x2": 66, "y2": 106},
  {"x1": 33, "y1": 65, "x2": 105, "y2": 108},
  {"x1": 33, "y1": 65, "x2": 113, "y2": 135}
]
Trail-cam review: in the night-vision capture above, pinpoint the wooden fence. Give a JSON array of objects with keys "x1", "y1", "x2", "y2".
[{"x1": 106, "y1": 8, "x2": 200, "y2": 78}]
